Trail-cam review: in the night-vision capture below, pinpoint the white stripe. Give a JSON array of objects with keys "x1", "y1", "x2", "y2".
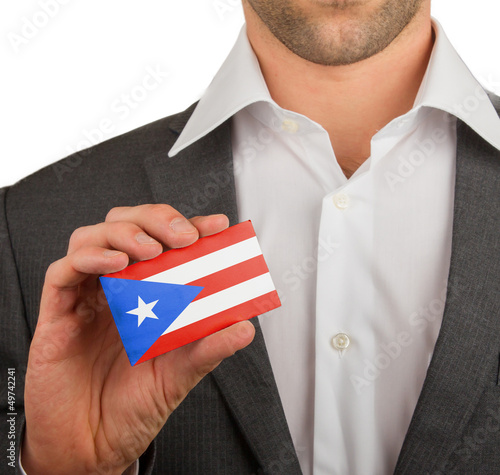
[
  {"x1": 143, "y1": 236, "x2": 262, "y2": 285},
  {"x1": 162, "y1": 273, "x2": 275, "y2": 334}
]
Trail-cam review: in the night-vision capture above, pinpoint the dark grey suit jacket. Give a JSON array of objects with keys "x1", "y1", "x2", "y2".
[{"x1": 1, "y1": 97, "x2": 499, "y2": 474}]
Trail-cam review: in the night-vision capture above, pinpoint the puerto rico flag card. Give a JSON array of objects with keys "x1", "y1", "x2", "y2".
[{"x1": 100, "y1": 221, "x2": 281, "y2": 366}]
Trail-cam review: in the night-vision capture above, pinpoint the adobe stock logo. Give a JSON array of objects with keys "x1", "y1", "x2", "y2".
[
  {"x1": 384, "y1": 127, "x2": 447, "y2": 192},
  {"x1": 7, "y1": 0, "x2": 72, "y2": 53},
  {"x1": 52, "y1": 64, "x2": 170, "y2": 182}
]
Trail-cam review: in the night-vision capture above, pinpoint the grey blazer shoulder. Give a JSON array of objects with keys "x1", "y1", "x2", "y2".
[{"x1": 0, "y1": 96, "x2": 499, "y2": 474}]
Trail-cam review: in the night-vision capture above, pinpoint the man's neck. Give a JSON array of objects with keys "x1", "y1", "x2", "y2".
[{"x1": 244, "y1": 4, "x2": 434, "y2": 178}]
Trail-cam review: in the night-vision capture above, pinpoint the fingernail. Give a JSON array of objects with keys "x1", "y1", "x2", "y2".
[
  {"x1": 238, "y1": 321, "x2": 254, "y2": 338},
  {"x1": 103, "y1": 250, "x2": 125, "y2": 258},
  {"x1": 170, "y1": 217, "x2": 196, "y2": 234},
  {"x1": 135, "y1": 232, "x2": 159, "y2": 245}
]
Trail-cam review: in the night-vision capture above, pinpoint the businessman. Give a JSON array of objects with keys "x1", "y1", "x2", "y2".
[{"x1": 1, "y1": 0, "x2": 499, "y2": 473}]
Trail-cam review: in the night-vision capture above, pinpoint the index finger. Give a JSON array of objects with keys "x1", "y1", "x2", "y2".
[
  {"x1": 106, "y1": 205, "x2": 229, "y2": 249},
  {"x1": 105, "y1": 204, "x2": 199, "y2": 249}
]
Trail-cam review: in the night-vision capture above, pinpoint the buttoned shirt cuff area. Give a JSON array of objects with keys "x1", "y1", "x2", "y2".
[{"x1": 18, "y1": 439, "x2": 139, "y2": 475}]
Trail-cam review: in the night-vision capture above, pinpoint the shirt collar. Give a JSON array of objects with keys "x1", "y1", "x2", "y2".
[
  {"x1": 168, "y1": 26, "x2": 273, "y2": 157},
  {"x1": 414, "y1": 19, "x2": 500, "y2": 150},
  {"x1": 169, "y1": 20, "x2": 500, "y2": 157}
]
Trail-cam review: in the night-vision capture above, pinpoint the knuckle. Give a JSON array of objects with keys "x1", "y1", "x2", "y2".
[
  {"x1": 147, "y1": 203, "x2": 176, "y2": 217},
  {"x1": 68, "y1": 226, "x2": 89, "y2": 250},
  {"x1": 146, "y1": 204, "x2": 182, "y2": 225},
  {"x1": 44, "y1": 258, "x2": 63, "y2": 283},
  {"x1": 105, "y1": 206, "x2": 129, "y2": 222},
  {"x1": 45, "y1": 261, "x2": 57, "y2": 280}
]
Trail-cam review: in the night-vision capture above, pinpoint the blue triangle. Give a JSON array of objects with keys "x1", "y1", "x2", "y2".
[{"x1": 100, "y1": 277, "x2": 203, "y2": 365}]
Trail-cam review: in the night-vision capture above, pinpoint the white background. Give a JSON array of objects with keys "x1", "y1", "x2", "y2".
[{"x1": 2, "y1": 0, "x2": 499, "y2": 187}]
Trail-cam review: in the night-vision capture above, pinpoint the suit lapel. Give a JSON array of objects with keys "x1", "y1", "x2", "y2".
[
  {"x1": 142, "y1": 111, "x2": 302, "y2": 473},
  {"x1": 143, "y1": 103, "x2": 239, "y2": 224},
  {"x1": 212, "y1": 317, "x2": 302, "y2": 474},
  {"x1": 395, "y1": 120, "x2": 500, "y2": 473}
]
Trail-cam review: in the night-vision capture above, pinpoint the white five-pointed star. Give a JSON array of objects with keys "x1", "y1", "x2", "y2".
[{"x1": 127, "y1": 296, "x2": 159, "y2": 327}]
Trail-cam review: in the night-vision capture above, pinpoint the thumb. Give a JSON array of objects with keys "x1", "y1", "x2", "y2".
[{"x1": 155, "y1": 320, "x2": 255, "y2": 408}]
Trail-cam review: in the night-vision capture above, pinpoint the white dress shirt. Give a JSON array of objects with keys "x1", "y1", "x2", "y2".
[
  {"x1": 169, "y1": 19, "x2": 500, "y2": 475},
  {"x1": 20, "y1": 19, "x2": 500, "y2": 475}
]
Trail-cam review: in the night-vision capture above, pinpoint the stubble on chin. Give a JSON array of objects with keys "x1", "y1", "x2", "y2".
[{"x1": 244, "y1": 0, "x2": 425, "y2": 66}]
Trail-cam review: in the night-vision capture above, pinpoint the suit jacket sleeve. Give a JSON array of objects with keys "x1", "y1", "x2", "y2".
[
  {"x1": 0, "y1": 184, "x2": 159, "y2": 474},
  {"x1": 0, "y1": 187, "x2": 31, "y2": 474}
]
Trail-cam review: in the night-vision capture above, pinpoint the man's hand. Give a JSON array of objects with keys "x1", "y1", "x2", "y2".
[{"x1": 21, "y1": 205, "x2": 255, "y2": 475}]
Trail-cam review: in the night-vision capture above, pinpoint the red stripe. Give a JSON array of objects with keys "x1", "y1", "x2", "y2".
[
  {"x1": 135, "y1": 291, "x2": 281, "y2": 365},
  {"x1": 105, "y1": 220, "x2": 255, "y2": 281},
  {"x1": 188, "y1": 255, "x2": 269, "y2": 301}
]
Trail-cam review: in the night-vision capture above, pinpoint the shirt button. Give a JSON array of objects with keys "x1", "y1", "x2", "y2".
[
  {"x1": 333, "y1": 192, "x2": 350, "y2": 210},
  {"x1": 281, "y1": 118, "x2": 299, "y2": 134},
  {"x1": 331, "y1": 333, "x2": 350, "y2": 351}
]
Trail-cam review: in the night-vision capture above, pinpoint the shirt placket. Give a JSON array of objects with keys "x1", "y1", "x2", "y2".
[{"x1": 313, "y1": 167, "x2": 376, "y2": 474}]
